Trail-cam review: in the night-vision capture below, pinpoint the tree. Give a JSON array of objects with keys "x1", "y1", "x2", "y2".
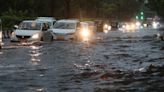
[
  {"x1": 0, "y1": 0, "x2": 141, "y2": 20},
  {"x1": 147, "y1": 0, "x2": 164, "y2": 18}
]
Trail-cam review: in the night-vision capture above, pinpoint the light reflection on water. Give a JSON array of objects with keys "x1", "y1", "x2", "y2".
[
  {"x1": 29, "y1": 45, "x2": 42, "y2": 66},
  {"x1": 0, "y1": 51, "x2": 3, "y2": 55},
  {"x1": 29, "y1": 87, "x2": 45, "y2": 92}
]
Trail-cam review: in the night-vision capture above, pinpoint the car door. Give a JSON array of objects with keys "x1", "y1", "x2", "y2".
[{"x1": 41, "y1": 26, "x2": 53, "y2": 42}]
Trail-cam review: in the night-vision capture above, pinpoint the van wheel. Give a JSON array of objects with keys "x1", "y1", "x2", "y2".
[
  {"x1": 51, "y1": 36, "x2": 53, "y2": 41},
  {"x1": 41, "y1": 37, "x2": 43, "y2": 41},
  {"x1": 161, "y1": 36, "x2": 164, "y2": 41}
]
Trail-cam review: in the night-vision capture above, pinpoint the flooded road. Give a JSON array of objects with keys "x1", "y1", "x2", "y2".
[{"x1": 0, "y1": 29, "x2": 164, "y2": 92}]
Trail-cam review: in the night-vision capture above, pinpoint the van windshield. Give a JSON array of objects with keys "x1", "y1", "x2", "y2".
[
  {"x1": 53, "y1": 22, "x2": 75, "y2": 29},
  {"x1": 19, "y1": 22, "x2": 42, "y2": 30}
]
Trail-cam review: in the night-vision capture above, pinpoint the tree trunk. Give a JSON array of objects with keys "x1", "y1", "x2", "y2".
[{"x1": 65, "y1": 0, "x2": 71, "y2": 18}]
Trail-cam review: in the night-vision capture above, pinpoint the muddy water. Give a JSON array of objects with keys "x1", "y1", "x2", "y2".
[{"x1": 0, "y1": 29, "x2": 164, "y2": 92}]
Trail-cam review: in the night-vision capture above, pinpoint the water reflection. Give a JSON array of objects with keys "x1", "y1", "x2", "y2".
[
  {"x1": 29, "y1": 86, "x2": 45, "y2": 92},
  {"x1": 29, "y1": 45, "x2": 42, "y2": 65},
  {"x1": 36, "y1": 88, "x2": 44, "y2": 92},
  {"x1": 0, "y1": 51, "x2": 3, "y2": 55}
]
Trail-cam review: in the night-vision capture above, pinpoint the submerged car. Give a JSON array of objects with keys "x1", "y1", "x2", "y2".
[
  {"x1": 10, "y1": 20, "x2": 54, "y2": 43},
  {"x1": 50, "y1": 19, "x2": 79, "y2": 40},
  {"x1": 35, "y1": 17, "x2": 56, "y2": 29},
  {"x1": 119, "y1": 22, "x2": 137, "y2": 32},
  {"x1": 95, "y1": 20, "x2": 104, "y2": 32},
  {"x1": 75, "y1": 21, "x2": 96, "y2": 42},
  {"x1": 0, "y1": 19, "x2": 2, "y2": 49},
  {"x1": 95, "y1": 20, "x2": 111, "y2": 32}
]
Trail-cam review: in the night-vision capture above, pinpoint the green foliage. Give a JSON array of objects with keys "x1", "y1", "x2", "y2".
[
  {"x1": 147, "y1": 0, "x2": 164, "y2": 18},
  {"x1": 0, "y1": 0, "x2": 142, "y2": 26},
  {"x1": 0, "y1": 9, "x2": 34, "y2": 30}
]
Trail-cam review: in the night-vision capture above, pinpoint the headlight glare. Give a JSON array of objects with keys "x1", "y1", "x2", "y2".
[
  {"x1": 31, "y1": 33, "x2": 39, "y2": 39},
  {"x1": 81, "y1": 29, "x2": 90, "y2": 37}
]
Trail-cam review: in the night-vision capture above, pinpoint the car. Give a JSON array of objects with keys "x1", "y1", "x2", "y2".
[
  {"x1": 119, "y1": 22, "x2": 137, "y2": 32},
  {"x1": 95, "y1": 20, "x2": 111, "y2": 32},
  {"x1": 110, "y1": 21, "x2": 119, "y2": 30},
  {"x1": 0, "y1": 19, "x2": 2, "y2": 49},
  {"x1": 85, "y1": 21, "x2": 97, "y2": 32},
  {"x1": 35, "y1": 17, "x2": 56, "y2": 29},
  {"x1": 10, "y1": 20, "x2": 54, "y2": 43},
  {"x1": 157, "y1": 21, "x2": 164, "y2": 41},
  {"x1": 49, "y1": 19, "x2": 79, "y2": 40},
  {"x1": 74, "y1": 21, "x2": 96, "y2": 42},
  {"x1": 94, "y1": 20, "x2": 104, "y2": 32}
]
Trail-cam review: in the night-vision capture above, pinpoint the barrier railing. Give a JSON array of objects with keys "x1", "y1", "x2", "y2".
[{"x1": 2, "y1": 30, "x2": 13, "y2": 38}]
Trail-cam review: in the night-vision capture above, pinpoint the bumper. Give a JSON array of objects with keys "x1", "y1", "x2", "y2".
[
  {"x1": 53, "y1": 34, "x2": 75, "y2": 40},
  {"x1": 10, "y1": 36, "x2": 41, "y2": 42}
]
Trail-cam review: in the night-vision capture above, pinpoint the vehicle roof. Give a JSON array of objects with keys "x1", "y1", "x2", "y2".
[
  {"x1": 37, "y1": 17, "x2": 55, "y2": 19},
  {"x1": 80, "y1": 22, "x2": 88, "y2": 25},
  {"x1": 56, "y1": 19, "x2": 79, "y2": 23},
  {"x1": 22, "y1": 20, "x2": 43, "y2": 23},
  {"x1": 36, "y1": 18, "x2": 56, "y2": 21},
  {"x1": 84, "y1": 21, "x2": 95, "y2": 25},
  {"x1": 36, "y1": 17, "x2": 56, "y2": 21}
]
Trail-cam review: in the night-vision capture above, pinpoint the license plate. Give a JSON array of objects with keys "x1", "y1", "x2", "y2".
[
  {"x1": 20, "y1": 39, "x2": 27, "y2": 42},
  {"x1": 57, "y1": 36, "x2": 64, "y2": 40}
]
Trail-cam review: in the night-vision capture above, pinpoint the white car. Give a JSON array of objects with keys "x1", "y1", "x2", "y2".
[
  {"x1": 35, "y1": 17, "x2": 56, "y2": 29},
  {"x1": 49, "y1": 19, "x2": 79, "y2": 40},
  {"x1": 10, "y1": 20, "x2": 54, "y2": 43},
  {"x1": 0, "y1": 19, "x2": 2, "y2": 49}
]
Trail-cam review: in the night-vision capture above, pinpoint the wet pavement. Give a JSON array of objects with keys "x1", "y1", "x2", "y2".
[{"x1": 0, "y1": 29, "x2": 164, "y2": 92}]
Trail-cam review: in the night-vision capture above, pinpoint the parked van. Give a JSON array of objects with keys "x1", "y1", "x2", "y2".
[{"x1": 35, "y1": 17, "x2": 56, "y2": 29}]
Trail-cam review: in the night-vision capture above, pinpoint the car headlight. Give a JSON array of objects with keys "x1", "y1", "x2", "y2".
[
  {"x1": 81, "y1": 29, "x2": 90, "y2": 37},
  {"x1": 136, "y1": 22, "x2": 141, "y2": 27},
  {"x1": 131, "y1": 24, "x2": 135, "y2": 29},
  {"x1": 152, "y1": 22, "x2": 159, "y2": 29},
  {"x1": 31, "y1": 33, "x2": 39, "y2": 39},
  {"x1": 126, "y1": 25, "x2": 130, "y2": 30},
  {"x1": 104, "y1": 24, "x2": 108, "y2": 29},
  {"x1": 108, "y1": 25, "x2": 112, "y2": 31},
  {"x1": 103, "y1": 30, "x2": 108, "y2": 34},
  {"x1": 11, "y1": 32, "x2": 16, "y2": 37}
]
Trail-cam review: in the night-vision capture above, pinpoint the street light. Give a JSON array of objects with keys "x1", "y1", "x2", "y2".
[
  {"x1": 140, "y1": 15, "x2": 144, "y2": 20},
  {"x1": 136, "y1": 16, "x2": 139, "y2": 20},
  {"x1": 140, "y1": 11, "x2": 144, "y2": 15}
]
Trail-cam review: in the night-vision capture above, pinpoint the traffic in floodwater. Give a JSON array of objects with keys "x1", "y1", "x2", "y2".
[
  {"x1": 0, "y1": 25, "x2": 164, "y2": 91},
  {"x1": 1, "y1": 0, "x2": 164, "y2": 91}
]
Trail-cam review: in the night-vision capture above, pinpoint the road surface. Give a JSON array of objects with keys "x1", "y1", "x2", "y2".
[{"x1": 0, "y1": 29, "x2": 164, "y2": 92}]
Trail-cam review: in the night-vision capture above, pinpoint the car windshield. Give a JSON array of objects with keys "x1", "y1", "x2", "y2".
[
  {"x1": 53, "y1": 22, "x2": 75, "y2": 29},
  {"x1": 19, "y1": 22, "x2": 42, "y2": 30}
]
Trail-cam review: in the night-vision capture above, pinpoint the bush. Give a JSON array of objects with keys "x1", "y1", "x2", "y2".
[{"x1": 0, "y1": 9, "x2": 35, "y2": 30}]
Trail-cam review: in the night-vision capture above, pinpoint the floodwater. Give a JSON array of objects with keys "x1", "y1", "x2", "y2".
[{"x1": 0, "y1": 29, "x2": 164, "y2": 92}]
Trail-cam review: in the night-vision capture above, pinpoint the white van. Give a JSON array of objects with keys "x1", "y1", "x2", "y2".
[
  {"x1": 10, "y1": 20, "x2": 54, "y2": 43},
  {"x1": 0, "y1": 19, "x2": 2, "y2": 49},
  {"x1": 35, "y1": 17, "x2": 56, "y2": 29},
  {"x1": 50, "y1": 19, "x2": 79, "y2": 40}
]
